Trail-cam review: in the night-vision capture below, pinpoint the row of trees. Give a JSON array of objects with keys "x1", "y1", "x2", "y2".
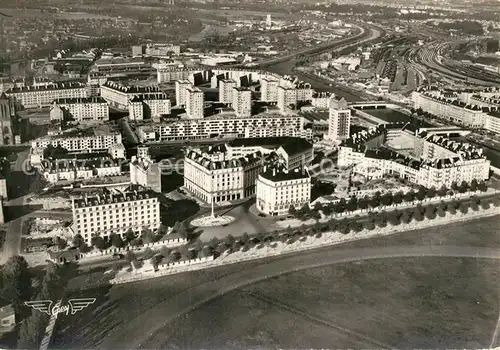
[
  {"x1": 213, "y1": 196, "x2": 498, "y2": 256},
  {"x1": 71, "y1": 222, "x2": 182, "y2": 253},
  {"x1": 120, "y1": 239, "x2": 211, "y2": 272},
  {"x1": 289, "y1": 181, "x2": 488, "y2": 221}
]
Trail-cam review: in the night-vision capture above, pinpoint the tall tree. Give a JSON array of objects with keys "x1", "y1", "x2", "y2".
[
  {"x1": 2, "y1": 256, "x2": 33, "y2": 319},
  {"x1": 141, "y1": 228, "x2": 155, "y2": 244}
]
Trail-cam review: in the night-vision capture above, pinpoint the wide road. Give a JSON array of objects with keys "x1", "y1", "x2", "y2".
[
  {"x1": 97, "y1": 244, "x2": 500, "y2": 349},
  {"x1": 1, "y1": 150, "x2": 31, "y2": 263}
]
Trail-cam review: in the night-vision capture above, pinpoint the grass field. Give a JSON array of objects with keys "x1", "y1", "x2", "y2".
[
  {"x1": 52, "y1": 215, "x2": 500, "y2": 349},
  {"x1": 151, "y1": 257, "x2": 499, "y2": 349}
]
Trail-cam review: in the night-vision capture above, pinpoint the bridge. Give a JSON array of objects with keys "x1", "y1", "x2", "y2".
[
  {"x1": 349, "y1": 101, "x2": 389, "y2": 109},
  {"x1": 418, "y1": 126, "x2": 471, "y2": 136}
]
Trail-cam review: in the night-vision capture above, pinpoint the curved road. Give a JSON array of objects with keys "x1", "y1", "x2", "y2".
[{"x1": 96, "y1": 244, "x2": 500, "y2": 349}]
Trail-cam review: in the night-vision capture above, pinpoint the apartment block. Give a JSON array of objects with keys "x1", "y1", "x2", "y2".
[
  {"x1": 256, "y1": 168, "x2": 311, "y2": 216},
  {"x1": 50, "y1": 97, "x2": 109, "y2": 122},
  {"x1": 136, "y1": 114, "x2": 305, "y2": 142},
  {"x1": 72, "y1": 189, "x2": 161, "y2": 245},
  {"x1": 219, "y1": 79, "x2": 237, "y2": 104},
  {"x1": 232, "y1": 87, "x2": 252, "y2": 117},
  {"x1": 6, "y1": 83, "x2": 88, "y2": 108},
  {"x1": 328, "y1": 97, "x2": 351, "y2": 141},
  {"x1": 260, "y1": 78, "x2": 279, "y2": 102},
  {"x1": 185, "y1": 86, "x2": 204, "y2": 119},
  {"x1": 184, "y1": 150, "x2": 263, "y2": 204},
  {"x1": 175, "y1": 80, "x2": 192, "y2": 107}
]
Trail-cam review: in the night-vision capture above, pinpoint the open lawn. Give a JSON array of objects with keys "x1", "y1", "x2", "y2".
[
  {"x1": 52, "y1": 215, "x2": 500, "y2": 349},
  {"x1": 148, "y1": 257, "x2": 499, "y2": 349}
]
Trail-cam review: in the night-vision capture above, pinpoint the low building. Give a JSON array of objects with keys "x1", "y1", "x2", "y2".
[
  {"x1": 0, "y1": 304, "x2": 16, "y2": 333},
  {"x1": 256, "y1": 168, "x2": 311, "y2": 216},
  {"x1": 50, "y1": 97, "x2": 109, "y2": 123},
  {"x1": 184, "y1": 150, "x2": 264, "y2": 204},
  {"x1": 49, "y1": 248, "x2": 84, "y2": 264},
  {"x1": 32, "y1": 128, "x2": 122, "y2": 153},
  {"x1": 72, "y1": 188, "x2": 161, "y2": 245},
  {"x1": 109, "y1": 143, "x2": 126, "y2": 159},
  {"x1": 42, "y1": 157, "x2": 122, "y2": 183}
]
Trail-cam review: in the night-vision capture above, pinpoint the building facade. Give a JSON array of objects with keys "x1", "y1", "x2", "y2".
[
  {"x1": 256, "y1": 168, "x2": 311, "y2": 216},
  {"x1": 128, "y1": 94, "x2": 171, "y2": 120},
  {"x1": 137, "y1": 114, "x2": 305, "y2": 142},
  {"x1": 232, "y1": 87, "x2": 252, "y2": 117},
  {"x1": 184, "y1": 150, "x2": 263, "y2": 204},
  {"x1": 6, "y1": 83, "x2": 88, "y2": 108},
  {"x1": 185, "y1": 86, "x2": 205, "y2": 119},
  {"x1": 32, "y1": 132, "x2": 122, "y2": 153},
  {"x1": 338, "y1": 124, "x2": 490, "y2": 188},
  {"x1": 72, "y1": 189, "x2": 161, "y2": 245},
  {"x1": 50, "y1": 97, "x2": 109, "y2": 122},
  {"x1": 130, "y1": 147, "x2": 162, "y2": 192},
  {"x1": 100, "y1": 81, "x2": 165, "y2": 110},
  {"x1": 219, "y1": 79, "x2": 237, "y2": 104},
  {"x1": 328, "y1": 97, "x2": 351, "y2": 141},
  {"x1": 42, "y1": 158, "x2": 122, "y2": 183},
  {"x1": 260, "y1": 78, "x2": 279, "y2": 102}
]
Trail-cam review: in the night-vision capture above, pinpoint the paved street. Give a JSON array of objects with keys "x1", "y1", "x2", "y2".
[{"x1": 96, "y1": 244, "x2": 500, "y2": 349}]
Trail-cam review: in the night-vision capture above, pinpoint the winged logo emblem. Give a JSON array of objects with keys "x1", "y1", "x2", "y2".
[
  {"x1": 67, "y1": 298, "x2": 96, "y2": 315},
  {"x1": 25, "y1": 298, "x2": 96, "y2": 316},
  {"x1": 24, "y1": 300, "x2": 52, "y2": 315}
]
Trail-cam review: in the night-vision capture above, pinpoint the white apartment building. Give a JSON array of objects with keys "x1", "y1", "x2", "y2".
[
  {"x1": 128, "y1": 94, "x2": 171, "y2": 120},
  {"x1": 50, "y1": 97, "x2": 109, "y2": 122},
  {"x1": 296, "y1": 83, "x2": 313, "y2": 102},
  {"x1": 219, "y1": 79, "x2": 237, "y2": 104},
  {"x1": 328, "y1": 98, "x2": 351, "y2": 141},
  {"x1": 158, "y1": 68, "x2": 191, "y2": 84},
  {"x1": 260, "y1": 78, "x2": 279, "y2": 102},
  {"x1": 256, "y1": 168, "x2": 311, "y2": 216},
  {"x1": 6, "y1": 83, "x2": 88, "y2": 108},
  {"x1": 32, "y1": 131, "x2": 122, "y2": 153},
  {"x1": 130, "y1": 147, "x2": 162, "y2": 193},
  {"x1": 145, "y1": 43, "x2": 181, "y2": 56},
  {"x1": 72, "y1": 189, "x2": 161, "y2": 245},
  {"x1": 137, "y1": 114, "x2": 305, "y2": 142},
  {"x1": 244, "y1": 127, "x2": 313, "y2": 140},
  {"x1": 338, "y1": 124, "x2": 490, "y2": 189},
  {"x1": 411, "y1": 90, "x2": 487, "y2": 128},
  {"x1": 232, "y1": 87, "x2": 252, "y2": 117},
  {"x1": 42, "y1": 158, "x2": 122, "y2": 183},
  {"x1": 277, "y1": 86, "x2": 297, "y2": 112},
  {"x1": 185, "y1": 86, "x2": 205, "y2": 119},
  {"x1": 184, "y1": 150, "x2": 263, "y2": 204},
  {"x1": 175, "y1": 80, "x2": 192, "y2": 107},
  {"x1": 100, "y1": 81, "x2": 165, "y2": 109},
  {"x1": 312, "y1": 92, "x2": 334, "y2": 109}
]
